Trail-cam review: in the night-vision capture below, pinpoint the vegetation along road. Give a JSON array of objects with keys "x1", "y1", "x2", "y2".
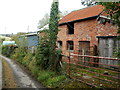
[{"x1": 0, "y1": 55, "x2": 45, "y2": 88}]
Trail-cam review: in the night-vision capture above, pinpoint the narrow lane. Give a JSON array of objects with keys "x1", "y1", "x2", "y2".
[{"x1": 0, "y1": 55, "x2": 45, "y2": 88}]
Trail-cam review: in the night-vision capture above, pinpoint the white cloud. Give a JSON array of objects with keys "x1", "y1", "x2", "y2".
[{"x1": 0, "y1": 0, "x2": 85, "y2": 34}]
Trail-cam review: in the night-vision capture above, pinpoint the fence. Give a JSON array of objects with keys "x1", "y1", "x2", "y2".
[{"x1": 62, "y1": 51, "x2": 120, "y2": 88}]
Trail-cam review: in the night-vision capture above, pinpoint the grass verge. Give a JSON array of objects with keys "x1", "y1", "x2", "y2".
[{"x1": 2, "y1": 59, "x2": 17, "y2": 88}]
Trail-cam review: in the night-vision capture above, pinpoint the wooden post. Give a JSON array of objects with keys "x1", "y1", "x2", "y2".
[
  {"x1": 82, "y1": 49, "x2": 85, "y2": 64},
  {"x1": 68, "y1": 51, "x2": 70, "y2": 77},
  {"x1": 68, "y1": 45, "x2": 71, "y2": 77}
]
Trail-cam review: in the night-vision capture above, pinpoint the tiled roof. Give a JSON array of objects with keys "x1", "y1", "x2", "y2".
[{"x1": 59, "y1": 5, "x2": 104, "y2": 24}]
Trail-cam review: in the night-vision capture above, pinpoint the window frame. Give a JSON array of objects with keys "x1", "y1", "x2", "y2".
[
  {"x1": 67, "y1": 41, "x2": 74, "y2": 51},
  {"x1": 67, "y1": 22, "x2": 74, "y2": 34}
]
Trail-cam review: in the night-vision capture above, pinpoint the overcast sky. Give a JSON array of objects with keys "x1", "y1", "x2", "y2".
[{"x1": 0, "y1": 0, "x2": 85, "y2": 34}]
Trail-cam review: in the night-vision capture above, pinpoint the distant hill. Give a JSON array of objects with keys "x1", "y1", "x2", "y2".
[{"x1": 0, "y1": 34, "x2": 13, "y2": 37}]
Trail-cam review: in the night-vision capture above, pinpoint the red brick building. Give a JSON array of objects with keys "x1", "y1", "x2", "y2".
[{"x1": 57, "y1": 5, "x2": 118, "y2": 56}]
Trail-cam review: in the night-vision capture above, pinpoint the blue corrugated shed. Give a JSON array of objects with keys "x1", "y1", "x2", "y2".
[{"x1": 19, "y1": 33, "x2": 39, "y2": 49}]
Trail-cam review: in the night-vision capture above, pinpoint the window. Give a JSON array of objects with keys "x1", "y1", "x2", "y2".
[
  {"x1": 67, "y1": 22, "x2": 74, "y2": 34},
  {"x1": 67, "y1": 41, "x2": 74, "y2": 50},
  {"x1": 101, "y1": 18, "x2": 106, "y2": 25},
  {"x1": 57, "y1": 41, "x2": 62, "y2": 49}
]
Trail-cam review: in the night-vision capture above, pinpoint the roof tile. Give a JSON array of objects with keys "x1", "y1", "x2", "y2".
[{"x1": 59, "y1": 5, "x2": 104, "y2": 24}]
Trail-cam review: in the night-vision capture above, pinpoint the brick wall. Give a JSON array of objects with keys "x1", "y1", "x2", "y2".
[{"x1": 58, "y1": 18, "x2": 118, "y2": 56}]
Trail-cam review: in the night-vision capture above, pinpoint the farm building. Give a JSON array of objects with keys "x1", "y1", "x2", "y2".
[
  {"x1": 38, "y1": 24, "x2": 49, "y2": 39},
  {"x1": 97, "y1": 36, "x2": 120, "y2": 68},
  {"x1": 57, "y1": 5, "x2": 119, "y2": 57},
  {"x1": 19, "y1": 32, "x2": 39, "y2": 50}
]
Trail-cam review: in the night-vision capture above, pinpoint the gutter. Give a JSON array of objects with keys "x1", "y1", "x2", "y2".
[{"x1": 96, "y1": 36, "x2": 117, "y2": 39}]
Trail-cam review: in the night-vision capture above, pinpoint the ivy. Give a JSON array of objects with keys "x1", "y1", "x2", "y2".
[
  {"x1": 35, "y1": 0, "x2": 62, "y2": 72},
  {"x1": 48, "y1": 0, "x2": 61, "y2": 71},
  {"x1": 35, "y1": 30, "x2": 50, "y2": 69}
]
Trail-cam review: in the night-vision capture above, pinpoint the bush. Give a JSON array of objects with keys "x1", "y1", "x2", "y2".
[
  {"x1": 35, "y1": 29, "x2": 62, "y2": 72},
  {"x1": 35, "y1": 31, "x2": 50, "y2": 69},
  {"x1": 11, "y1": 47, "x2": 27, "y2": 63},
  {"x1": 114, "y1": 48, "x2": 120, "y2": 58},
  {"x1": 2, "y1": 45, "x2": 17, "y2": 57},
  {"x1": 28, "y1": 57, "x2": 40, "y2": 77},
  {"x1": 22, "y1": 53, "x2": 33, "y2": 66}
]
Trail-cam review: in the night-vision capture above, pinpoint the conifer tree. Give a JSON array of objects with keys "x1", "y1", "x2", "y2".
[
  {"x1": 49, "y1": 0, "x2": 60, "y2": 71},
  {"x1": 36, "y1": 0, "x2": 61, "y2": 71}
]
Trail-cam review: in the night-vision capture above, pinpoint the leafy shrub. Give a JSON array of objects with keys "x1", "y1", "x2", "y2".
[
  {"x1": 11, "y1": 47, "x2": 27, "y2": 63},
  {"x1": 35, "y1": 33, "x2": 62, "y2": 72},
  {"x1": 35, "y1": 31, "x2": 50, "y2": 69},
  {"x1": 22, "y1": 53, "x2": 33, "y2": 66},
  {"x1": 114, "y1": 47, "x2": 120, "y2": 58},
  {"x1": 54, "y1": 49, "x2": 62, "y2": 72},
  {"x1": 28, "y1": 57, "x2": 40, "y2": 77},
  {"x1": 2, "y1": 45, "x2": 17, "y2": 57}
]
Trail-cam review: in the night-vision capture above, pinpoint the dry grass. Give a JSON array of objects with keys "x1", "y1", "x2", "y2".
[{"x1": 2, "y1": 60, "x2": 17, "y2": 88}]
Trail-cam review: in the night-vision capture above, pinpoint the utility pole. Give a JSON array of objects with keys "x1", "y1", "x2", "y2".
[
  {"x1": 27, "y1": 25, "x2": 29, "y2": 33},
  {"x1": 4, "y1": 27, "x2": 7, "y2": 34}
]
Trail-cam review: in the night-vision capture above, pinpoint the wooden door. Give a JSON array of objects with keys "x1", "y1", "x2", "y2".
[{"x1": 79, "y1": 41, "x2": 90, "y2": 55}]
